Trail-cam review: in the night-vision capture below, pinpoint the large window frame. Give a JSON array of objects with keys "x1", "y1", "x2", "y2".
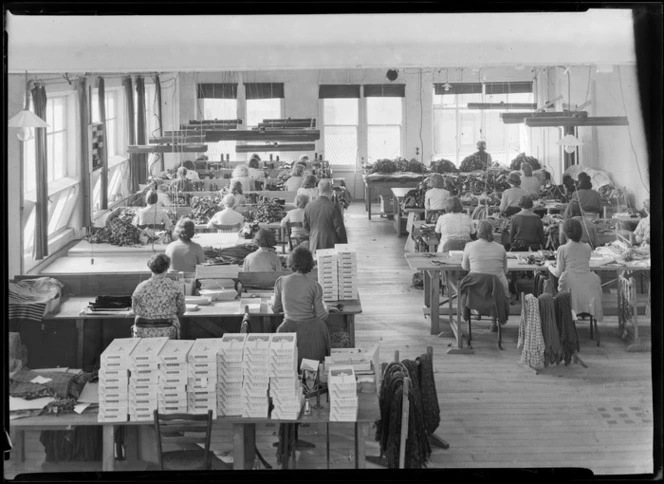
[{"x1": 433, "y1": 83, "x2": 533, "y2": 166}]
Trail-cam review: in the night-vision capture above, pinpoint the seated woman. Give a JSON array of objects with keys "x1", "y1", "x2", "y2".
[
  {"x1": 520, "y1": 162, "x2": 541, "y2": 198},
  {"x1": 148, "y1": 179, "x2": 171, "y2": 207},
  {"x1": 230, "y1": 181, "x2": 248, "y2": 206},
  {"x1": 284, "y1": 164, "x2": 305, "y2": 192},
  {"x1": 165, "y1": 217, "x2": 206, "y2": 273},
  {"x1": 435, "y1": 196, "x2": 475, "y2": 253},
  {"x1": 297, "y1": 174, "x2": 319, "y2": 202},
  {"x1": 424, "y1": 173, "x2": 451, "y2": 212},
  {"x1": 280, "y1": 193, "x2": 310, "y2": 242},
  {"x1": 562, "y1": 173, "x2": 577, "y2": 201},
  {"x1": 171, "y1": 166, "x2": 192, "y2": 192},
  {"x1": 182, "y1": 160, "x2": 201, "y2": 180},
  {"x1": 499, "y1": 172, "x2": 528, "y2": 216},
  {"x1": 633, "y1": 199, "x2": 650, "y2": 245},
  {"x1": 272, "y1": 246, "x2": 330, "y2": 365},
  {"x1": 132, "y1": 253, "x2": 186, "y2": 339},
  {"x1": 243, "y1": 229, "x2": 282, "y2": 272},
  {"x1": 547, "y1": 218, "x2": 604, "y2": 323},
  {"x1": 461, "y1": 220, "x2": 509, "y2": 300},
  {"x1": 572, "y1": 172, "x2": 602, "y2": 218},
  {"x1": 133, "y1": 189, "x2": 173, "y2": 242},
  {"x1": 510, "y1": 195, "x2": 546, "y2": 251},
  {"x1": 559, "y1": 201, "x2": 599, "y2": 248},
  {"x1": 248, "y1": 155, "x2": 265, "y2": 184},
  {"x1": 231, "y1": 164, "x2": 254, "y2": 193},
  {"x1": 206, "y1": 194, "x2": 245, "y2": 230}
]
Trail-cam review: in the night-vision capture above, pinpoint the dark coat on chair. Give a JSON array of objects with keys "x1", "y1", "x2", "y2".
[
  {"x1": 459, "y1": 272, "x2": 509, "y2": 325},
  {"x1": 303, "y1": 195, "x2": 348, "y2": 254}
]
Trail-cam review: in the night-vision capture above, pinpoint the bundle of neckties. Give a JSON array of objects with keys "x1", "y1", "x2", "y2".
[{"x1": 87, "y1": 295, "x2": 133, "y2": 312}]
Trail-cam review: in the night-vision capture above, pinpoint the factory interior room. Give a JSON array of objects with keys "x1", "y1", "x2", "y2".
[{"x1": 5, "y1": 6, "x2": 662, "y2": 480}]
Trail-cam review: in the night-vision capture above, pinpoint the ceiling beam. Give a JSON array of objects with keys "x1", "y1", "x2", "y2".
[{"x1": 524, "y1": 116, "x2": 629, "y2": 127}]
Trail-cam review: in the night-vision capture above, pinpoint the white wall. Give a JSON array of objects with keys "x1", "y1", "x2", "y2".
[{"x1": 7, "y1": 76, "x2": 24, "y2": 278}]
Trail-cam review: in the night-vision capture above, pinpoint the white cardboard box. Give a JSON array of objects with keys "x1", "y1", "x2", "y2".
[
  {"x1": 130, "y1": 337, "x2": 169, "y2": 364},
  {"x1": 101, "y1": 338, "x2": 140, "y2": 364},
  {"x1": 188, "y1": 338, "x2": 224, "y2": 363},
  {"x1": 158, "y1": 339, "x2": 194, "y2": 363}
]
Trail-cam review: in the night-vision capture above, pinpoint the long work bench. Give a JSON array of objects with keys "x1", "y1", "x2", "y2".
[
  {"x1": 405, "y1": 252, "x2": 650, "y2": 351},
  {"x1": 362, "y1": 172, "x2": 425, "y2": 220},
  {"x1": 10, "y1": 392, "x2": 379, "y2": 471}
]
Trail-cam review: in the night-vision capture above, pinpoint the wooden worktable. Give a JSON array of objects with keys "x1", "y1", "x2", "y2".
[{"x1": 362, "y1": 172, "x2": 425, "y2": 220}]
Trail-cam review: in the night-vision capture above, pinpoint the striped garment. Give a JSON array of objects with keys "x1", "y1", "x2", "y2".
[
  {"x1": 9, "y1": 278, "x2": 63, "y2": 321},
  {"x1": 517, "y1": 293, "x2": 546, "y2": 370}
]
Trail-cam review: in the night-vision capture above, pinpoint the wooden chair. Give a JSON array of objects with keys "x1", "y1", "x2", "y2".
[
  {"x1": 286, "y1": 221, "x2": 308, "y2": 251},
  {"x1": 213, "y1": 222, "x2": 242, "y2": 233},
  {"x1": 458, "y1": 273, "x2": 508, "y2": 350},
  {"x1": 153, "y1": 410, "x2": 229, "y2": 471}
]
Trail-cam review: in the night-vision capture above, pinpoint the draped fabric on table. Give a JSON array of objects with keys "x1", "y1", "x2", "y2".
[
  {"x1": 135, "y1": 76, "x2": 147, "y2": 186},
  {"x1": 123, "y1": 76, "x2": 139, "y2": 193},
  {"x1": 97, "y1": 76, "x2": 109, "y2": 210},
  {"x1": 31, "y1": 83, "x2": 49, "y2": 259},
  {"x1": 76, "y1": 78, "x2": 91, "y2": 229}
]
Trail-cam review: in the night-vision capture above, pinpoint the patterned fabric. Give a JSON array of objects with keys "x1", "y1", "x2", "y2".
[
  {"x1": 9, "y1": 278, "x2": 63, "y2": 321},
  {"x1": 415, "y1": 352, "x2": 440, "y2": 436},
  {"x1": 538, "y1": 293, "x2": 563, "y2": 367},
  {"x1": 132, "y1": 275, "x2": 185, "y2": 338},
  {"x1": 517, "y1": 294, "x2": 546, "y2": 370},
  {"x1": 554, "y1": 292, "x2": 580, "y2": 365},
  {"x1": 10, "y1": 369, "x2": 89, "y2": 400},
  {"x1": 132, "y1": 323, "x2": 178, "y2": 339}
]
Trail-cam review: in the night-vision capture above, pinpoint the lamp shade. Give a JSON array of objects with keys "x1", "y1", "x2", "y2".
[{"x1": 8, "y1": 109, "x2": 49, "y2": 129}]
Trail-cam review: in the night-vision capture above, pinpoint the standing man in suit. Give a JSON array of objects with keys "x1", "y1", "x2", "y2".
[{"x1": 304, "y1": 179, "x2": 348, "y2": 254}]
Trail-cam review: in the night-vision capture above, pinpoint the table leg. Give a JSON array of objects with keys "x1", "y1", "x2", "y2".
[
  {"x1": 76, "y1": 319, "x2": 84, "y2": 370},
  {"x1": 233, "y1": 423, "x2": 256, "y2": 470},
  {"x1": 102, "y1": 425, "x2": 114, "y2": 472},
  {"x1": 423, "y1": 270, "x2": 431, "y2": 308},
  {"x1": 12, "y1": 429, "x2": 24, "y2": 463},
  {"x1": 367, "y1": 186, "x2": 372, "y2": 220},
  {"x1": 430, "y1": 270, "x2": 440, "y2": 335},
  {"x1": 355, "y1": 422, "x2": 367, "y2": 469},
  {"x1": 394, "y1": 198, "x2": 401, "y2": 236}
]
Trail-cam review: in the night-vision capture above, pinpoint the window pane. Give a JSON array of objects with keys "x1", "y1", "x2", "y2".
[
  {"x1": 23, "y1": 208, "x2": 35, "y2": 254},
  {"x1": 484, "y1": 93, "x2": 509, "y2": 104},
  {"x1": 507, "y1": 92, "x2": 533, "y2": 103},
  {"x1": 457, "y1": 93, "x2": 483, "y2": 107},
  {"x1": 92, "y1": 95, "x2": 100, "y2": 123},
  {"x1": 433, "y1": 92, "x2": 457, "y2": 107},
  {"x1": 52, "y1": 98, "x2": 65, "y2": 130},
  {"x1": 48, "y1": 191, "x2": 66, "y2": 234},
  {"x1": 205, "y1": 141, "x2": 237, "y2": 162},
  {"x1": 52, "y1": 132, "x2": 65, "y2": 179},
  {"x1": 458, "y1": 111, "x2": 482, "y2": 156},
  {"x1": 324, "y1": 99, "x2": 358, "y2": 125},
  {"x1": 24, "y1": 139, "x2": 37, "y2": 193},
  {"x1": 324, "y1": 126, "x2": 357, "y2": 166},
  {"x1": 485, "y1": 111, "x2": 503, "y2": 154},
  {"x1": 246, "y1": 98, "x2": 281, "y2": 127},
  {"x1": 433, "y1": 110, "x2": 457, "y2": 161},
  {"x1": 367, "y1": 126, "x2": 401, "y2": 161},
  {"x1": 107, "y1": 120, "x2": 117, "y2": 156},
  {"x1": 367, "y1": 98, "x2": 402, "y2": 124},
  {"x1": 106, "y1": 94, "x2": 116, "y2": 118},
  {"x1": 199, "y1": 99, "x2": 237, "y2": 120}
]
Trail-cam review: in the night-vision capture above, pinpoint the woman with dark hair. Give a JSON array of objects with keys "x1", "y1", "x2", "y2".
[
  {"x1": 520, "y1": 163, "x2": 540, "y2": 197},
  {"x1": 424, "y1": 173, "x2": 451, "y2": 211},
  {"x1": 131, "y1": 253, "x2": 186, "y2": 338},
  {"x1": 297, "y1": 174, "x2": 319, "y2": 202},
  {"x1": 548, "y1": 218, "x2": 604, "y2": 322},
  {"x1": 171, "y1": 166, "x2": 193, "y2": 192},
  {"x1": 434, "y1": 196, "x2": 475, "y2": 252},
  {"x1": 242, "y1": 229, "x2": 282, "y2": 272},
  {"x1": 231, "y1": 164, "x2": 254, "y2": 193},
  {"x1": 461, "y1": 220, "x2": 509, "y2": 297},
  {"x1": 247, "y1": 155, "x2": 265, "y2": 181},
  {"x1": 499, "y1": 172, "x2": 528, "y2": 215},
  {"x1": 284, "y1": 164, "x2": 305, "y2": 192},
  {"x1": 133, "y1": 189, "x2": 173, "y2": 242},
  {"x1": 164, "y1": 218, "x2": 206, "y2": 273},
  {"x1": 272, "y1": 246, "x2": 330, "y2": 363},
  {"x1": 509, "y1": 195, "x2": 546, "y2": 251},
  {"x1": 230, "y1": 181, "x2": 248, "y2": 206},
  {"x1": 572, "y1": 172, "x2": 602, "y2": 217},
  {"x1": 559, "y1": 201, "x2": 599, "y2": 248},
  {"x1": 281, "y1": 193, "x2": 310, "y2": 241}
]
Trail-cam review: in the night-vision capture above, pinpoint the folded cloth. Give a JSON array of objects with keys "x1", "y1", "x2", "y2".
[
  {"x1": 10, "y1": 369, "x2": 90, "y2": 400},
  {"x1": 9, "y1": 278, "x2": 64, "y2": 321}
]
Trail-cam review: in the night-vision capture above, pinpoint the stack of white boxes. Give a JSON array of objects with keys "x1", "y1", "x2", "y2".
[
  {"x1": 187, "y1": 339, "x2": 223, "y2": 418},
  {"x1": 335, "y1": 244, "x2": 358, "y2": 300},
  {"x1": 241, "y1": 334, "x2": 271, "y2": 418},
  {"x1": 98, "y1": 338, "x2": 139, "y2": 422},
  {"x1": 129, "y1": 337, "x2": 169, "y2": 421},
  {"x1": 268, "y1": 333, "x2": 302, "y2": 420},
  {"x1": 217, "y1": 334, "x2": 246, "y2": 417},
  {"x1": 328, "y1": 365, "x2": 358, "y2": 422},
  {"x1": 316, "y1": 248, "x2": 339, "y2": 301},
  {"x1": 157, "y1": 340, "x2": 193, "y2": 414}
]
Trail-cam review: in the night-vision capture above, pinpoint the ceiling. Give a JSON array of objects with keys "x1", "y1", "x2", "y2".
[{"x1": 7, "y1": 10, "x2": 637, "y2": 73}]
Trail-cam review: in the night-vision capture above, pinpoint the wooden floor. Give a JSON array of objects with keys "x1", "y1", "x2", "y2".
[{"x1": 6, "y1": 201, "x2": 654, "y2": 477}]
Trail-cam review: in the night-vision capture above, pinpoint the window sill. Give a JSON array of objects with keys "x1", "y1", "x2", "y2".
[
  {"x1": 23, "y1": 227, "x2": 76, "y2": 274},
  {"x1": 24, "y1": 177, "x2": 79, "y2": 203}
]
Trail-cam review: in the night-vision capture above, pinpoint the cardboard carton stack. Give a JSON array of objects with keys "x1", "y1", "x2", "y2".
[
  {"x1": 316, "y1": 249, "x2": 339, "y2": 301},
  {"x1": 217, "y1": 334, "x2": 246, "y2": 417},
  {"x1": 335, "y1": 244, "x2": 358, "y2": 300},
  {"x1": 187, "y1": 338, "x2": 223, "y2": 418},
  {"x1": 129, "y1": 337, "x2": 169, "y2": 421},
  {"x1": 157, "y1": 340, "x2": 193, "y2": 414},
  {"x1": 98, "y1": 338, "x2": 139, "y2": 422},
  {"x1": 268, "y1": 333, "x2": 302, "y2": 420},
  {"x1": 241, "y1": 334, "x2": 271, "y2": 418},
  {"x1": 322, "y1": 346, "x2": 379, "y2": 393},
  {"x1": 328, "y1": 365, "x2": 358, "y2": 422}
]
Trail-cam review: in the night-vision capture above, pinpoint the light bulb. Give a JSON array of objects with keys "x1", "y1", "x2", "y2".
[
  {"x1": 563, "y1": 145, "x2": 577, "y2": 154},
  {"x1": 17, "y1": 127, "x2": 34, "y2": 142}
]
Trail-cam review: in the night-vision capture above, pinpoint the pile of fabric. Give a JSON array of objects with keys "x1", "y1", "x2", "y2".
[
  {"x1": 429, "y1": 158, "x2": 458, "y2": 174},
  {"x1": 510, "y1": 153, "x2": 541, "y2": 171},
  {"x1": 253, "y1": 197, "x2": 287, "y2": 223},
  {"x1": 190, "y1": 195, "x2": 223, "y2": 224}
]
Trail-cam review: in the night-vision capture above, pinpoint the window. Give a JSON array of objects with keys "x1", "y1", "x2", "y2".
[
  {"x1": 144, "y1": 83, "x2": 159, "y2": 141},
  {"x1": 323, "y1": 98, "x2": 359, "y2": 166},
  {"x1": 198, "y1": 97, "x2": 238, "y2": 160},
  {"x1": 366, "y1": 97, "x2": 403, "y2": 161},
  {"x1": 246, "y1": 98, "x2": 282, "y2": 128},
  {"x1": 433, "y1": 83, "x2": 533, "y2": 166},
  {"x1": 92, "y1": 89, "x2": 119, "y2": 157}
]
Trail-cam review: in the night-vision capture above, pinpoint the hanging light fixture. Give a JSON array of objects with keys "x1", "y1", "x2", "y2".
[
  {"x1": 556, "y1": 134, "x2": 583, "y2": 154},
  {"x1": 8, "y1": 71, "x2": 49, "y2": 142},
  {"x1": 442, "y1": 68, "x2": 452, "y2": 91}
]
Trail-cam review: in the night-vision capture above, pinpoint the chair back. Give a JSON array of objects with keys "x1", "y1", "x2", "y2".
[
  {"x1": 425, "y1": 209, "x2": 445, "y2": 224},
  {"x1": 441, "y1": 238, "x2": 468, "y2": 252},
  {"x1": 286, "y1": 221, "x2": 307, "y2": 250},
  {"x1": 237, "y1": 271, "x2": 291, "y2": 291},
  {"x1": 153, "y1": 410, "x2": 214, "y2": 471},
  {"x1": 459, "y1": 272, "x2": 508, "y2": 321},
  {"x1": 213, "y1": 222, "x2": 242, "y2": 233}
]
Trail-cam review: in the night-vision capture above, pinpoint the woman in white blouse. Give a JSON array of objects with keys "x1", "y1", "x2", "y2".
[
  {"x1": 424, "y1": 173, "x2": 451, "y2": 211},
  {"x1": 297, "y1": 174, "x2": 319, "y2": 202},
  {"x1": 435, "y1": 196, "x2": 475, "y2": 252}
]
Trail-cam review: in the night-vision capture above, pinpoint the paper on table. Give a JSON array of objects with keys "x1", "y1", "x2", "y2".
[
  {"x1": 10, "y1": 396, "x2": 55, "y2": 411},
  {"x1": 74, "y1": 403, "x2": 90, "y2": 414},
  {"x1": 196, "y1": 443, "x2": 233, "y2": 464},
  {"x1": 77, "y1": 382, "x2": 99, "y2": 404}
]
